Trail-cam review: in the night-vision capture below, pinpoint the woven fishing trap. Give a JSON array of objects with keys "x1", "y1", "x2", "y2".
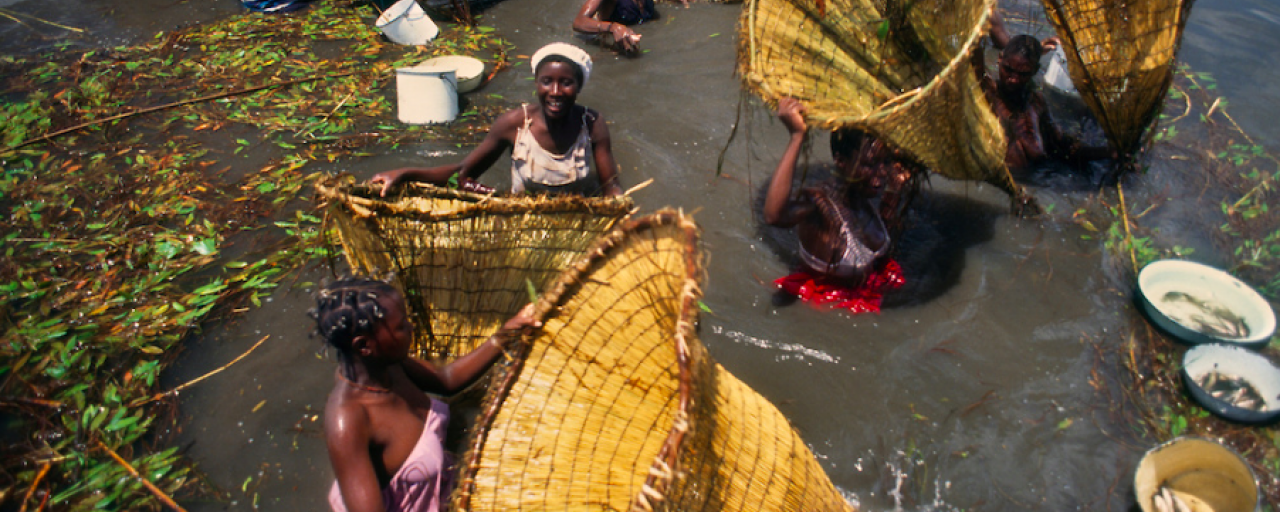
[
  {"x1": 1041, "y1": 0, "x2": 1194, "y2": 157},
  {"x1": 738, "y1": 0, "x2": 1019, "y2": 196},
  {"x1": 314, "y1": 175, "x2": 634, "y2": 360},
  {"x1": 452, "y1": 211, "x2": 853, "y2": 511}
]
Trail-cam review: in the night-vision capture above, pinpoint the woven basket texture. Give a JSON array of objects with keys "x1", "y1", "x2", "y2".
[
  {"x1": 316, "y1": 176, "x2": 634, "y2": 360},
  {"x1": 738, "y1": 0, "x2": 1019, "y2": 195},
  {"x1": 452, "y1": 211, "x2": 854, "y2": 512},
  {"x1": 1042, "y1": 0, "x2": 1194, "y2": 156}
]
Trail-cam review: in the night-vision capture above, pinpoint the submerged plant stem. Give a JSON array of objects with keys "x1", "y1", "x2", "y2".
[{"x1": 97, "y1": 440, "x2": 188, "y2": 512}]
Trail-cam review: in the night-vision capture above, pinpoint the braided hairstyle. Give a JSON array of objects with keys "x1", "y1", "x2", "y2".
[{"x1": 308, "y1": 278, "x2": 402, "y2": 368}]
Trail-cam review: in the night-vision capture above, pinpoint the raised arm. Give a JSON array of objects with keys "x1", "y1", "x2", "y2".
[
  {"x1": 573, "y1": 0, "x2": 641, "y2": 53},
  {"x1": 326, "y1": 404, "x2": 386, "y2": 512},
  {"x1": 988, "y1": 7, "x2": 1012, "y2": 50},
  {"x1": 371, "y1": 110, "x2": 522, "y2": 196},
  {"x1": 400, "y1": 304, "x2": 540, "y2": 395},
  {"x1": 763, "y1": 98, "x2": 815, "y2": 228},
  {"x1": 587, "y1": 109, "x2": 624, "y2": 196}
]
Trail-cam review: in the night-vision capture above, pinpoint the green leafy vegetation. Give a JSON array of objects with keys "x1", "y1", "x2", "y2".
[
  {"x1": 0, "y1": 1, "x2": 512, "y2": 508},
  {"x1": 1075, "y1": 64, "x2": 1280, "y2": 506}
]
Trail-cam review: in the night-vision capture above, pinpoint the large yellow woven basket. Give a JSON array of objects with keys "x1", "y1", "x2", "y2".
[
  {"x1": 1041, "y1": 0, "x2": 1194, "y2": 157},
  {"x1": 738, "y1": 0, "x2": 1017, "y2": 196},
  {"x1": 315, "y1": 176, "x2": 634, "y2": 360},
  {"x1": 453, "y1": 211, "x2": 854, "y2": 512}
]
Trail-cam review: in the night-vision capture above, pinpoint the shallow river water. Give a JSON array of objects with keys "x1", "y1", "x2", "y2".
[{"x1": 5, "y1": 0, "x2": 1278, "y2": 510}]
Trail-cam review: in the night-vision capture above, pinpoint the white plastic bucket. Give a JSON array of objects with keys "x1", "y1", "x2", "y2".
[
  {"x1": 397, "y1": 65, "x2": 457, "y2": 124},
  {"x1": 1043, "y1": 47, "x2": 1078, "y2": 96},
  {"x1": 376, "y1": 0, "x2": 438, "y2": 46}
]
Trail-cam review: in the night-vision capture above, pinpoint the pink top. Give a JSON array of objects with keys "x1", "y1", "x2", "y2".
[{"x1": 329, "y1": 398, "x2": 454, "y2": 512}]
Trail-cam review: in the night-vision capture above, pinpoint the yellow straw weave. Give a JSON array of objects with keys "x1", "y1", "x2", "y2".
[
  {"x1": 738, "y1": 0, "x2": 1019, "y2": 196},
  {"x1": 1041, "y1": 0, "x2": 1194, "y2": 156},
  {"x1": 454, "y1": 211, "x2": 853, "y2": 512},
  {"x1": 315, "y1": 176, "x2": 634, "y2": 360}
]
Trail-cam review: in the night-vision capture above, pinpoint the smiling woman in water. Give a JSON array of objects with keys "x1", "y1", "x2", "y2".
[{"x1": 373, "y1": 43, "x2": 623, "y2": 197}]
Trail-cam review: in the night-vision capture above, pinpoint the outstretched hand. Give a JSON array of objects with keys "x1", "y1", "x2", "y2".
[
  {"x1": 777, "y1": 97, "x2": 808, "y2": 135},
  {"x1": 370, "y1": 169, "x2": 409, "y2": 197},
  {"x1": 1041, "y1": 36, "x2": 1063, "y2": 55},
  {"x1": 609, "y1": 23, "x2": 642, "y2": 53},
  {"x1": 501, "y1": 304, "x2": 542, "y2": 335}
]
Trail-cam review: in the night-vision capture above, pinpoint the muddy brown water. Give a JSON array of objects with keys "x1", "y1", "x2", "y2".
[{"x1": 4, "y1": 0, "x2": 1278, "y2": 509}]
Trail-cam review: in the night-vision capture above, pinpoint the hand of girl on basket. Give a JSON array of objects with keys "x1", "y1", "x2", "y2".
[
  {"x1": 490, "y1": 304, "x2": 542, "y2": 349},
  {"x1": 777, "y1": 97, "x2": 808, "y2": 136}
]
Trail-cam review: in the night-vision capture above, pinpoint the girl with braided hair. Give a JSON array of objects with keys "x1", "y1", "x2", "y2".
[{"x1": 311, "y1": 278, "x2": 539, "y2": 512}]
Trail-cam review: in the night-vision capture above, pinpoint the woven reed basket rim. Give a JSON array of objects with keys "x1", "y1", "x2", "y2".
[
  {"x1": 740, "y1": 0, "x2": 995, "y2": 122},
  {"x1": 315, "y1": 178, "x2": 636, "y2": 219},
  {"x1": 453, "y1": 210, "x2": 704, "y2": 512}
]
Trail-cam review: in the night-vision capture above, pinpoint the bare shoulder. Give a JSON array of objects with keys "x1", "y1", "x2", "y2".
[
  {"x1": 489, "y1": 107, "x2": 528, "y2": 140},
  {"x1": 584, "y1": 107, "x2": 609, "y2": 137},
  {"x1": 324, "y1": 387, "x2": 370, "y2": 444},
  {"x1": 1029, "y1": 89, "x2": 1050, "y2": 109}
]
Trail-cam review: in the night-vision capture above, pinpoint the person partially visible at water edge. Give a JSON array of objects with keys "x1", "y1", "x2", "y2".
[
  {"x1": 314, "y1": 277, "x2": 540, "y2": 512},
  {"x1": 241, "y1": 0, "x2": 312, "y2": 12},
  {"x1": 373, "y1": 43, "x2": 623, "y2": 197},
  {"x1": 763, "y1": 97, "x2": 921, "y2": 313},
  {"x1": 572, "y1": 0, "x2": 680, "y2": 54},
  {"x1": 975, "y1": 9, "x2": 1115, "y2": 178}
]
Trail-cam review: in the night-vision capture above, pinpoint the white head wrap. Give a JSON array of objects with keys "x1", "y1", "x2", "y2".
[{"x1": 530, "y1": 42, "x2": 593, "y2": 87}]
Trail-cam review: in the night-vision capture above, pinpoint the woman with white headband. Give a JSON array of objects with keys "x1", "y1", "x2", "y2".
[{"x1": 373, "y1": 43, "x2": 623, "y2": 197}]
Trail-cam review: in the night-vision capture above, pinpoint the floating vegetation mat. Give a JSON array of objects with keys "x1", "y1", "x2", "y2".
[
  {"x1": 315, "y1": 177, "x2": 634, "y2": 360},
  {"x1": 453, "y1": 211, "x2": 854, "y2": 512},
  {"x1": 1073, "y1": 64, "x2": 1280, "y2": 505},
  {"x1": 0, "y1": 1, "x2": 512, "y2": 509}
]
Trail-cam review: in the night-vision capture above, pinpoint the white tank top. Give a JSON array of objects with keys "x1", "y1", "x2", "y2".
[{"x1": 510, "y1": 104, "x2": 595, "y2": 195}]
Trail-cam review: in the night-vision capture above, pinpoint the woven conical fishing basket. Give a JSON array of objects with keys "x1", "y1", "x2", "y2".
[
  {"x1": 452, "y1": 211, "x2": 853, "y2": 512},
  {"x1": 1041, "y1": 0, "x2": 1194, "y2": 157},
  {"x1": 314, "y1": 176, "x2": 634, "y2": 360},
  {"x1": 738, "y1": 0, "x2": 1019, "y2": 196}
]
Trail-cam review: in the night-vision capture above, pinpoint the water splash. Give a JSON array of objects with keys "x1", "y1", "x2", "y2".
[{"x1": 710, "y1": 324, "x2": 841, "y2": 364}]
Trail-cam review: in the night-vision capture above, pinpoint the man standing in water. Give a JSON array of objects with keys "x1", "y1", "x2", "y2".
[{"x1": 975, "y1": 10, "x2": 1115, "y2": 178}]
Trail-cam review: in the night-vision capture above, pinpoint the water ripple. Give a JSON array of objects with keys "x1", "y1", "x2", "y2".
[{"x1": 710, "y1": 325, "x2": 841, "y2": 364}]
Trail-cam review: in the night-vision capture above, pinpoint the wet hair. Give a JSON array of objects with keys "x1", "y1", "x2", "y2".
[
  {"x1": 1001, "y1": 35, "x2": 1042, "y2": 70},
  {"x1": 535, "y1": 55, "x2": 585, "y2": 86},
  {"x1": 308, "y1": 278, "x2": 401, "y2": 365},
  {"x1": 830, "y1": 128, "x2": 867, "y2": 160}
]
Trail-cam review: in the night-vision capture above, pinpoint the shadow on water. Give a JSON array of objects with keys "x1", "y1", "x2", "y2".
[
  {"x1": 755, "y1": 169, "x2": 1005, "y2": 310},
  {"x1": 885, "y1": 190, "x2": 1003, "y2": 308}
]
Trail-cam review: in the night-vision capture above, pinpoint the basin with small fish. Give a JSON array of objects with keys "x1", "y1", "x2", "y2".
[
  {"x1": 1134, "y1": 437, "x2": 1259, "y2": 512},
  {"x1": 1182, "y1": 344, "x2": 1280, "y2": 424},
  {"x1": 1136, "y1": 260, "x2": 1275, "y2": 349}
]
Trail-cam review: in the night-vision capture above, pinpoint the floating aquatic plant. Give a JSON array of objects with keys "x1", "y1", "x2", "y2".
[{"x1": 0, "y1": 1, "x2": 513, "y2": 508}]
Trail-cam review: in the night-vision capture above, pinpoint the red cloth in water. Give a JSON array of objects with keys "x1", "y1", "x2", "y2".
[{"x1": 774, "y1": 259, "x2": 905, "y2": 314}]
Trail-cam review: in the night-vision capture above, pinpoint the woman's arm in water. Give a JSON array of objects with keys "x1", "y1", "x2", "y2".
[
  {"x1": 587, "y1": 109, "x2": 624, "y2": 196},
  {"x1": 573, "y1": 0, "x2": 641, "y2": 53},
  {"x1": 372, "y1": 110, "x2": 522, "y2": 196},
  {"x1": 763, "y1": 98, "x2": 815, "y2": 228}
]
